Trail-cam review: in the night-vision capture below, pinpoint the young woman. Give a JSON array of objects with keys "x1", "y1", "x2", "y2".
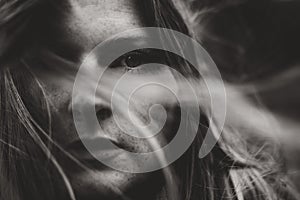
[{"x1": 0, "y1": 0, "x2": 298, "y2": 200}]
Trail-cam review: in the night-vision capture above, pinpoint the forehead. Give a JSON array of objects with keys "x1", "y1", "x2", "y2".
[
  {"x1": 74, "y1": 0, "x2": 137, "y2": 10},
  {"x1": 66, "y1": 0, "x2": 145, "y2": 50},
  {"x1": 72, "y1": 0, "x2": 139, "y2": 20}
]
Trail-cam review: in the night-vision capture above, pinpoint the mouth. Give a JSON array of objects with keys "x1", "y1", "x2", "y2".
[
  {"x1": 63, "y1": 136, "x2": 165, "y2": 200},
  {"x1": 65, "y1": 137, "x2": 123, "y2": 167}
]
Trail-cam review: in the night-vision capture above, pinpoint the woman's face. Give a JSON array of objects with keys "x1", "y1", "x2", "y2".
[{"x1": 33, "y1": 0, "x2": 180, "y2": 199}]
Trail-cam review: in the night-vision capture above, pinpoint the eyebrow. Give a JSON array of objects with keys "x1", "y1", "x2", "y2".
[
  {"x1": 93, "y1": 33, "x2": 150, "y2": 65},
  {"x1": 109, "y1": 31, "x2": 148, "y2": 45}
]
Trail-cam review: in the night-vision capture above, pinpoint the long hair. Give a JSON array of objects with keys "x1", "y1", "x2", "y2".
[{"x1": 0, "y1": 0, "x2": 299, "y2": 200}]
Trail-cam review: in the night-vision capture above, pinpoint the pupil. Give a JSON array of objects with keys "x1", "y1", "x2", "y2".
[{"x1": 125, "y1": 55, "x2": 141, "y2": 68}]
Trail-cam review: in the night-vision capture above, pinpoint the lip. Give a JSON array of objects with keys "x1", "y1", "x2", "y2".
[{"x1": 66, "y1": 137, "x2": 122, "y2": 162}]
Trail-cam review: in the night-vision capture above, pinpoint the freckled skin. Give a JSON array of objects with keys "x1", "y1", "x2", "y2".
[
  {"x1": 64, "y1": 0, "x2": 143, "y2": 55},
  {"x1": 33, "y1": 0, "x2": 177, "y2": 199}
]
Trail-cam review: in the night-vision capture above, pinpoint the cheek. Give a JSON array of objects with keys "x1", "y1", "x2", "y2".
[
  {"x1": 45, "y1": 86, "x2": 71, "y2": 112},
  {"x1": 42, "y1": 84, "x2": 80, "y2": 144}
]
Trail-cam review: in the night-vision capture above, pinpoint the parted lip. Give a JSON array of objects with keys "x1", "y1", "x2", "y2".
[{"x1": 66, "y1": 136, "x2": 123, "y2": 162}]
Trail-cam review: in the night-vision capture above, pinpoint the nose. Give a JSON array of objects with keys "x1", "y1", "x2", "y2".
[
  {"x1": 71, "y1": 95, "x2": 113, "y2": 138},
  {"x1": 96, "y1": 104, "x2": 112, "y2": 122}
]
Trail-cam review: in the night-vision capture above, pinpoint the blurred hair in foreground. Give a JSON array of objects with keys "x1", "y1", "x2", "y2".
[{"x1": 0, "y1": 0, "x2": 300, "y2": 200}]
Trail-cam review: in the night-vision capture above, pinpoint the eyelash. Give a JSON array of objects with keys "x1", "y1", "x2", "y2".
[
  {"x1": 121, "y1": 51, "x2": 145, "y2": 71},
  {"x1": 109, "y1": 50, "x2": 165, "y2": 72}
]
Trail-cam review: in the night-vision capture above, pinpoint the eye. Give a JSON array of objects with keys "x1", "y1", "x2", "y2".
[
  {"x1": 109, "y1": 49, "x2": 167, "y2": 71},
  {"x1": 123, "y1": 52, "x2": 144, "y2": 69}
]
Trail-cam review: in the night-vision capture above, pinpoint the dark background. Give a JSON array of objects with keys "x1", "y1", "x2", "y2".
[{"x1": 192, "y1": 0, "x2": 300, "y2": 190}]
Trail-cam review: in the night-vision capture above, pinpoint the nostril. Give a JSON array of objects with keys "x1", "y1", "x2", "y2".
[{"x1": 96, "y1": 107, "x2": 112, "y2": 121}]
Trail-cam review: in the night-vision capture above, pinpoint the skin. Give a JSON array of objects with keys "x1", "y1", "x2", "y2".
[{"x1": 30, "y1": 0, "x2": 180, "y2": 199}]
